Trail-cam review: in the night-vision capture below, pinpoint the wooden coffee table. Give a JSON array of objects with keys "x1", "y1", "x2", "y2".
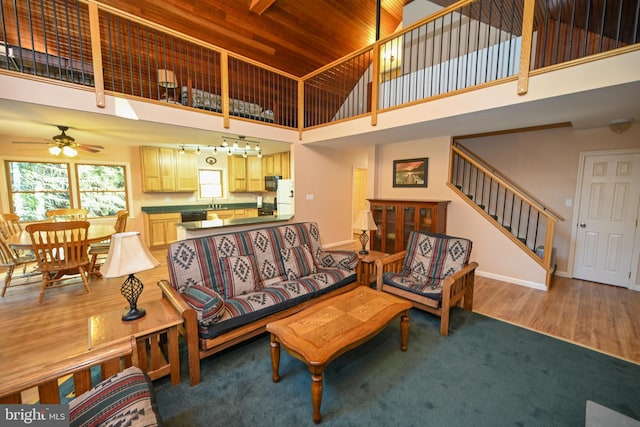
[{"x1": 266, "y1": 286, "x2": 411, "y2": 424}]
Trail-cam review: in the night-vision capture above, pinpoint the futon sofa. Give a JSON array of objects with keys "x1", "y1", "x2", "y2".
[
  {"x1": 375, "y1": 230, "x2": 478, "y2": 336},
  {"x1": 158, "y1": 222, "x2": 360, "y2": 385}
]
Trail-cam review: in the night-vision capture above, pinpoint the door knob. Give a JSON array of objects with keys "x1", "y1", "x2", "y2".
[{"x1": 579, "y1": 223, "x2": 586, "y2": 228}]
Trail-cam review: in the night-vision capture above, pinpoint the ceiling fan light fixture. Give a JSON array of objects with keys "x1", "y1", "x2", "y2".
[
  {"x1": 62, "y1": 146, "x2": 78, "y2": 157},
  {"x1": 49, "y1": 145, "x2": 62, "y2": 156}
]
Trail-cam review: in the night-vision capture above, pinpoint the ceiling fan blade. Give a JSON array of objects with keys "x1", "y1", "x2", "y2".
[
  {"x1": 76, "y1": 145, "x2": 101, "y2": 153},
  {"x1": 12, "y1": 141, "x2": 52, "y2": 145},
  {"x1": 80, "y1": 144, "x2": 105, "y2": 150}
]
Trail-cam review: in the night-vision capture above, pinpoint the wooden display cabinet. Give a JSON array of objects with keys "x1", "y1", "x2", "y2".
[{"x1": 368, "y1": 199, "x2": 450, "y2": 254}]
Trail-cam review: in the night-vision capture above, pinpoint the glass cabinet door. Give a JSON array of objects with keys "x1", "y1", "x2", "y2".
[
  {"x1": 418, "y1": 207, "x2": 433, "y2": 232},
  {"x1": 402, "y1": 206, "x2": 416, "y2": 249},
  {"x1": 370, "y1": 205, "x2": 384, "y2": 251},
  {"x1": 384, "y1": 205, "x2": 396, "y2": 253}
]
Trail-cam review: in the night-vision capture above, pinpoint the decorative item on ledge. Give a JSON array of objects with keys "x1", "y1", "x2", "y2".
[
  {"x1": 103, "y1": 232, "x2": 160, "y2": 321},
  {"x1": 157, "y1": 68, "x2": 178, "y2": 101},
  {"x1": 178, "y1": 135, "x2": 263, "y2": 158},
  {"x1": 354, "y1": 210, "x2": 378, "y2": 254}
]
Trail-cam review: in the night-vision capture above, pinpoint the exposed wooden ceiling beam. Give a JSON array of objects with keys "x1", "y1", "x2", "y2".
[{"x1": 249, "y1": 0, "x2": 276, "y2": 15}]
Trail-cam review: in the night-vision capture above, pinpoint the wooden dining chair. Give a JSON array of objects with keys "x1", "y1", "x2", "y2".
[
  {"x1": 88, "y1": 210, "x2": 129, "y2": 277},
  {"x1": 45, "y1": 208, "x2": 89, "y2": 222},
  {"x1": 26, "y1": 221, "x2": 91, "y2": 303},
  {"x1": 0, "y1": 232, "x2": 39, "y2": 297},
  {"x1": 0, "y1": 213, "x2": 23, "y2": 239}
]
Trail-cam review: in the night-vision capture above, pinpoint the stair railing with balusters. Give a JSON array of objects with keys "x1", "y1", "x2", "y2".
[{"x1": 448, "y1": 142, "x2": 564, "y2": 288}]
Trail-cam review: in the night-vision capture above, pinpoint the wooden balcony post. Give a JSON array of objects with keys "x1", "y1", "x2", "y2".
[
  {"x1": 517, "y1": 0, "x2": 536, "y2": 96},
  {"x1": 221, "y1": 52, "x2": 230, "y2": 128},
  {"x1": 88, "y1": 1, "x2": 105, "y2": 108}
]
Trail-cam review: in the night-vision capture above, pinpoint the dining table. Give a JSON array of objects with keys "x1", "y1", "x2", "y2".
[
  {"x1": 6, "y1": 223, "x2": 116, "y2": 251},
  {"x1": 6, "y1": 223, "x2": 117, "y2": 280}
]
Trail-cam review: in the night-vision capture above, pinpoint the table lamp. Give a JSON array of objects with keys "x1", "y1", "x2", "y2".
[
  {"x1": 103, "y1": 231, "x2": 160, "y2": 321},
  {"x1": 353, "y1": 210, "x2": 378, "y2": 254}
]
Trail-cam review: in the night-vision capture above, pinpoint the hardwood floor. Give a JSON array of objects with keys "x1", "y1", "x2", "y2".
[{"x1": 1, "y1": 248, "x2": 638, "y2": 386}]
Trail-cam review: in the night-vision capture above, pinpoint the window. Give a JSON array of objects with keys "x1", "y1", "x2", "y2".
[
  {"x1": 6, "y1": 161, "x2": 128, "y2": 221},
  {"x1": 7, "y1": 161, "x2": 71, "y2": 221},
  {"x1": 198, "y1": 169, "x2": 223, "y2": 199},
  {"x1": 76, "y1": 164, "x2": 127, "y2": 216}
]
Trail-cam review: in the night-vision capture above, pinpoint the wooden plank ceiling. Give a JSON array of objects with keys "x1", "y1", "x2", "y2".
[{"x1": 98, "y1": 0, "x2": 412, "y2": 77}]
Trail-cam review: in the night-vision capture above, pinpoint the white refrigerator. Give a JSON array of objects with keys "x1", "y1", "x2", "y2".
[{"x1": 276, "y1": 179, "x2": 294, "y2": 215}]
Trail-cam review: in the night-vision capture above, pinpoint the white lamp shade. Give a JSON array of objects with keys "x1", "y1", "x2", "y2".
[
  {"x1": 103, "y1": 232, "x2": 160, "y2": 278},
  {"x1": 353, "y1": 210, "x2": 378, "y2": 231},
  {"x1": 157, "y1": 69, "x2": 178, "y2": 88}
]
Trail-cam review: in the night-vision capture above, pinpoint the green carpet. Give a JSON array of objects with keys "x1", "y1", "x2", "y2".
[{"x1": 153, "y1": 309, "x2": 640, "y2": 426}]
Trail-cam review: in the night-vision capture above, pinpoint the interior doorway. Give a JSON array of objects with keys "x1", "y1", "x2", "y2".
[
  {"x1": 352, "y1": 167, "x2": 369, "y2": 237},
  {"x1": 572, "y1": 150, "x2": 640, "y2": 288}
]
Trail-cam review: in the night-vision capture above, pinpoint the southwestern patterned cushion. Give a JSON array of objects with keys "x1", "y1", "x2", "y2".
[
  {"x1": 182, "y1": 285, "x2": 224, "y2": 325},
  {"x1": 404, "y1": 231, "x2": 472, "y2": 281},
  {"x1": 69, "y1": 366, "x2": 160, "y2": 427},
  {"x1": 383, "y1": 231, "x2": 472, "y2": 303},
  {"x1": 280, "y1": 244, "x2": 317, "y2": 280},
  {"x1": 221, "y1": 255, "x2": 261, "y2": 297}
]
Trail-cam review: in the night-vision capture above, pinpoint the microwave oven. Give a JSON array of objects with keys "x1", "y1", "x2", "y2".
[{"x1": 264, "y1": 176, "x2": 282, "y2": 191}]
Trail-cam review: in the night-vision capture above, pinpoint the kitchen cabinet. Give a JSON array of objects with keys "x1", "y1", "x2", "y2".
[
  {"x1": 262, "y1": 151, "x2": 291, "y2": 180},
  {"x1": 227, "y1": 156, "x2": 247, "y2": 192},
  {"x1": 143, "y1": 212, "x2": 180, "y2": 248},
  {"x1": 368, "y1": 199, "x2": 450, "y2": 254},
  {"x1": 280, "y1": 151, "x2": 290, "y2": 179},
  {"x1": 229, "y1": 155, "x2": 263, "y2": 192},
  {"x1": 262, "y1": 155, "x2": 274, "y2": 177},
  {"x1": 207, "y1": 209, "x2": 234, "y2": 220},
  {"x1": 206, "y1": 208, "x2": 258, "y2": 220},
  {"x1": 246, "y1": 157, "x2": 263, "y2": 191},
  {"x1": 141, "y1": 146, "x2": 197, "y2": 192}
]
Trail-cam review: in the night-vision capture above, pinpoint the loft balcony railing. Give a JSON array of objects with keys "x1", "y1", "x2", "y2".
[{"x1": 0, "y1": 0, "x2": 638, "y2": 132}]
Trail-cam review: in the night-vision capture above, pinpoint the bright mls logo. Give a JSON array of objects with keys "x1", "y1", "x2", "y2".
[{"x1": 0, "y1": 405, "x2": 68, "y2": 426}]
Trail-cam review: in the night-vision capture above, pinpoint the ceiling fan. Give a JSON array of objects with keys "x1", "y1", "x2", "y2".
[{"x1": 13, "y1": 125, "x2": 105, "y2": 157}]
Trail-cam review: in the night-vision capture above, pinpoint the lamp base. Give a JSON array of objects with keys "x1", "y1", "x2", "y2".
[
  {"x1": 122, "y1": 307, "x2": 146, "y2": 321},
  {"x1": 358, "y1": 230, "x2": 370, "y2": 255}
]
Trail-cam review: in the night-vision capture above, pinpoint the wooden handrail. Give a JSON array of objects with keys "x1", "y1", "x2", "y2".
[{"x1": 452, "y1": 142, "x2": 565, "y2": 222}]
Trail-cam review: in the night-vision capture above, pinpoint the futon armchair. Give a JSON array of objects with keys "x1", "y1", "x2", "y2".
[{"x1": 375, "y1": 230, "x2": 478, "y2": 336}]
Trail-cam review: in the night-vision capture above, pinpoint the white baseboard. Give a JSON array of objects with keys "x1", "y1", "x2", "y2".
[
  {"x1": 324, "y1": 239, "x2": 357, "y2": 249},
  {"x1": 476, "y1": 270, "x2": 547, "y2": 291}
]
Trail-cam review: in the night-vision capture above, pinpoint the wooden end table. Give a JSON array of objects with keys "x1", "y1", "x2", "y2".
[
  {"x1": 88, "y1": 299, "x2": 183, "y2": 385},
  {"x1": 357, "y1": 250, "x2": 388, "y2": 286},
  {"x1": 266, "y1": 287, "x2": 411, "y2": 424}
]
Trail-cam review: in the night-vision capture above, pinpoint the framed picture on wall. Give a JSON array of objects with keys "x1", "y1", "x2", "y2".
[{"x1": 393, "y1": 157, "x2": 428, "y2": 187}]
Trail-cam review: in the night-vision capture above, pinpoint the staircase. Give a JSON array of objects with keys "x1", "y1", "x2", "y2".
[{"x1": 448, "y1": 142, "x2": 564, "y2": 288}]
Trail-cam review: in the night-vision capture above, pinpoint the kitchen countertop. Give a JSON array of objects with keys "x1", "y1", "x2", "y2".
[
  {"x1": 176, "y1": 214, "x2": 294, "y2": 230},
  {"x1": 141, "y1": 203, "x2": 275, "y2": 214}
]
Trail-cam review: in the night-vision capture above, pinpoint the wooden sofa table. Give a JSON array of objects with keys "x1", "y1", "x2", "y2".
[
  {"x1": 266, "y1": 286, "x2": 411, "y2": 424},
  {"x1": 88, "y1": 298, "x2": 183, "y2": 385}
]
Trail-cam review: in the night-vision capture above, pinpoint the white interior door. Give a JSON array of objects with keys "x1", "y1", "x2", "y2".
[{"x1": 573, "y1": 151, "x2": 640, "y2": 287}]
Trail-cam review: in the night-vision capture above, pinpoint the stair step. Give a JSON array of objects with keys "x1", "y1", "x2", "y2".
[
  {"x1": 517, "y1": 237, "x2": 527, "y2": 245},
  {"x1": 503, "y1": 225, "x2": 512, "y2": 232},
  {"x1": 478, "y1": 204, "x2": 486, "y2": 210},
  {"x1": 490, "y1": 214, "x2": 498, "y2": 220},
  {"x1": 466, "y1": 194, "x2": 474, "y2": 201}
]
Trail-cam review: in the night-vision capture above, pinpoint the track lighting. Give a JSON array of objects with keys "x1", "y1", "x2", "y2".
[{"x1": 177, "y1": 135, "x2": 264, "y2": 158}]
